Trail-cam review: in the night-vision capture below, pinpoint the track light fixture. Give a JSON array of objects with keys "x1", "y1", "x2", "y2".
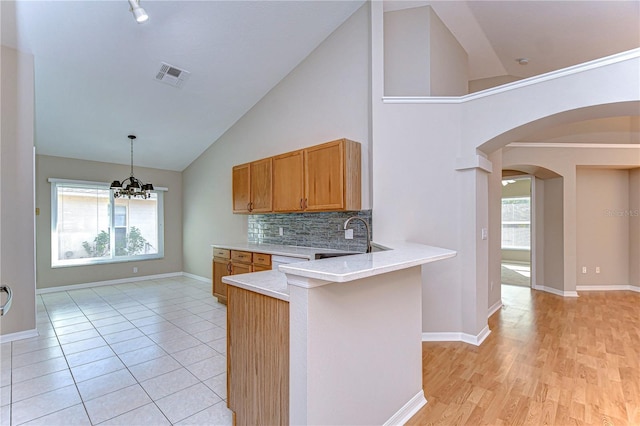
[{"x1": 128, "y1": 0, "x2": 149, "y2": 24}]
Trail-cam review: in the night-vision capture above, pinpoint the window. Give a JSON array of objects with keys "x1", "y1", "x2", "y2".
[
  {"x1": 501, "y1": 196, "x2": 530, "y2": 250},
  {"x1": 51, "y1": 180, "x2": 164, "y2": 267}
]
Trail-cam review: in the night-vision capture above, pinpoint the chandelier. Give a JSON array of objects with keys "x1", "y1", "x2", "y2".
[{"x1": 110, "y1": 135, "x2": 154, "y2": 199}]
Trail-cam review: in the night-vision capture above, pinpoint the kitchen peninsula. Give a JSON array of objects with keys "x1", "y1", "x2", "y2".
[{"x1": 222, "y1": 241, "x2": 456, "y2": 425}]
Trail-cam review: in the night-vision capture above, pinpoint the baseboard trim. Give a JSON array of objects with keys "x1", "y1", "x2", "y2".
[
  {"x1": 181, "y1": 272, "x2": 211, "y2": 283},
  {"x1": 383, "y1": 389, "x2": 427, "y2": 426},
  {"x1": 534, "y1": 285, "x2": 579, "y2": 298},
  {"x1": 577, "y1": 284, "x2": 640, "y2": 293},
  {"x1": 422, "y1": 325, "x2": 491, "y2": 346},
  {"x1": 0, "y1": 328, "x2": 39, "y2": 344},
  {"x1": 488, "y1": 300, "x2": 502, "y2": 318},
  {"x1": 36, "y1": 272, "x2": 183, "y2": 294}
]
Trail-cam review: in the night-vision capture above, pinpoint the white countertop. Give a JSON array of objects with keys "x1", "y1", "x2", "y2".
[
  {"x1": 221, "y1": 241, "x2": 456, "y2": 300},
  {"x1": 280, "y1": 241, "x2": 456, "y2": 283},
  {"x1": 223, "y1": 270, "x2": 290, "y2": 301},
  {"x1": 211, "y1": 242, "x2": 357, "y2": 260}
]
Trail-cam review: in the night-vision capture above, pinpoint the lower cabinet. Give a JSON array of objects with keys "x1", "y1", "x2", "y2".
[
  {"x1": 227, "y1": 285, "x2": 289, "y2": 425},
  {"x1": 212, "y1": 247, "x2": 272, "y2": 305}
]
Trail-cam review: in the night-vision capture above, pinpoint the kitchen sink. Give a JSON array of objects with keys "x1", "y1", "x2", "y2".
[{"x1": 314, "y1": 252, "x2": 360, "y2": 260}]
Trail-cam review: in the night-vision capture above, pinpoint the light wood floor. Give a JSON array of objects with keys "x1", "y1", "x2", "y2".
[{"x1": 407, "y1": 286, "x2": 640, "y2": 425}]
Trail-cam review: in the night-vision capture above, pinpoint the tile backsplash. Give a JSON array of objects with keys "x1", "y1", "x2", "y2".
[{"x1": 248, "y1": 210, "x2": 372, "y2": 252}]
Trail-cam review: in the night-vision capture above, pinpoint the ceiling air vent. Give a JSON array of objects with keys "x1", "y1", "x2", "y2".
[{"x1": 155, "y1": 62, "x2": 190, "y2": 88}]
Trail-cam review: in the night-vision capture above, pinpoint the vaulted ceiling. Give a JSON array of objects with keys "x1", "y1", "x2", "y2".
[{"x1": 3, "y1": 1, "x2": 639, "y2": 171}]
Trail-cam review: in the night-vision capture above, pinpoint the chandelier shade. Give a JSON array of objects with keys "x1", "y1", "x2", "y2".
[{"x1": 111, "y1": 135, "x2": 154, "y2": 199}]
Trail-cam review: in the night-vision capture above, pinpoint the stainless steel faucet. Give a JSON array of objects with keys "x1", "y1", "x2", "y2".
[{"x1": 344, "y1": 216, "x2": 372, "y2": 253}]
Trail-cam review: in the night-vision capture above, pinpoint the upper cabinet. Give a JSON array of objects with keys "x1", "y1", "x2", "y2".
[
  {"x1": 233, "y1": 139, "x2": 360, "y2": 214},
  {"x1": 304, "y1": 139, "x2": 361, "y2": 211},
  {"x1": 273, "y1": 150, "x2": 305, "y2": 212},
  {"x1": 232, "y1": 158, "x2": 272, "y2": 213}
]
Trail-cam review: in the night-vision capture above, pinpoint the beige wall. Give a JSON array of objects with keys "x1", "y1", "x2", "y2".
[
  {"x1": 469, "y1": 75, "x2": 521, "y2": 93},
  {"x1": 576, "y1": 168, "x2": 631, "y2": 286},
  {"x1": 35, "y1": 155, "x2": 183, "y2": 289},
  {"x1": 383, "y1": 6, "x2": 467, "y2": 97},
  {"x1": 630, "y1": 168, "x2": 640, "y2": 286},
  {"x1": 542, "y1": 177, "x2": 564, "y2": 291},
  {"x1": 182, "y1": 3, "x2": 371, "y2": 280},
  {"x1": 487, "y1": 150, "x2": 502, "y2": 312},
  {"x1": 502, "y1": 146, "x2": 640, "y2": 293},
  {"x1": 1, "y1": 45, "x2": 36, "y2": 336}
]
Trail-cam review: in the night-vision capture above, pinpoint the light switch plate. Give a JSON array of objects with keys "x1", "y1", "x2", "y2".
[{"x1": 345, "y1": 229, "x2": 354, "y2": 239}]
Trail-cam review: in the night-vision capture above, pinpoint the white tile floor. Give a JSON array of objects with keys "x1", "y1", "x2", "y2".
[{"x1": 0, "y1": 277, "x2": 233, "y2": 425}]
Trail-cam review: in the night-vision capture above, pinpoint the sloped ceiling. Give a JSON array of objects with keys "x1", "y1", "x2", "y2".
[
  {"x1": 2, "y1": 1, "x2": 639, "y2": 171},
  {"x1": 2, "y1": 0, "x2": 365, "y2": 171}
]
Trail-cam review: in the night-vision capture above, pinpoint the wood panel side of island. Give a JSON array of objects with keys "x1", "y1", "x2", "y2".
[{"x1": 227, "y1": 285, "x2": 289, "y2": 425}]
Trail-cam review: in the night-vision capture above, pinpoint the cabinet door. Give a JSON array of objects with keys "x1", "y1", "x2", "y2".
[
  {"x1": 228, "y1": 286, "x2": 289, "y2": 425},
  {"x1": 232, "y1": 262, "x2": 252, "y2": 275},
  {"x1": 252, "y1": 265, "x2": 271, "y2": 272},
  {"x1": 304, "y1": 140, "x2": 345, "y2": 211},
  {"x1": 213, "y1": 258, "x2": 232, "y2": 304},
  {"x1": 250, "y1": 158, "x2": 272, "y2": 213},
  {"x1": 272, "y1": 150, "x2": 304, "y2": 212},
  {"x1": 232, "y1": 163, "x2": 251, "y2": 213}
]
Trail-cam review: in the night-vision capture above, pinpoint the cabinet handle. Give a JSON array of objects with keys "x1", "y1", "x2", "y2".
[
  {"x1": 247, "y1": 202, "x2": 252, "y2": 212},
  {"x1": 299, "y1": 198, "x2": 303, "y2": 210},
  {"x1": 304, "y1": 198, "x2": 308, "y2": 209},
  {"x1": 227, "y1": 262, "x2": 232, "y2": 273}
]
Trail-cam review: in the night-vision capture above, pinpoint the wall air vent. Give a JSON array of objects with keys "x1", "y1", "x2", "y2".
[{"x1": 155, "y1": 62, "x2": 190, "y2": 88}]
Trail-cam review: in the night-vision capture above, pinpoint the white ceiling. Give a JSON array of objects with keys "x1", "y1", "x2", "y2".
[{"x1": 3, "y1": 1, "x2": 639, "y2": 171}]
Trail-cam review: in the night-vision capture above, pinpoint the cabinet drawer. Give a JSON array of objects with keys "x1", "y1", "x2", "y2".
[
  {"x1": 213, "y1": 248, "x2": 230, "y2": 259},
  {"x1": 231, "y1": 250, "x2": 253, "y2": 263},
  {"x1": 253, "y1": 253, "x2": 271, "y2": 266}
]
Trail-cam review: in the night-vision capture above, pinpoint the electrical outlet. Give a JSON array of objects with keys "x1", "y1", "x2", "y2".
[
  {"x1": 279, "y1": 227, "x2": 283, "y2": 236},
  {"x1": 345, "y1": 229, "x2": 354, "y2": 240},
  {"x1": 581, "y1": 266, "x2": 587, "y2": 274},
  {"x1": 133, "y1": 267, "x2": 138, "y2": 273},
  {"x1": 481, "y1": 228, "x2": 488, "y2": 240},
  {"x1": 596, "y1": 266, "x2": 600, "y2": 274}
]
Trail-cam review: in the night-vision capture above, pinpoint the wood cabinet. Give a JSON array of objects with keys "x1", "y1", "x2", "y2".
[
  {"x1": 232, "y1": 158, "x2": 272, "y2": 213},
  {"x1": 267, "y1": 138, "x2": 361, "y2": 213},
  {"x1": 212, "y1": 248, "x2": 232, "y2": 304},
  {"x1": 227, "y1": 285, "x2": 289, "y2": 425},
  {"x1": 304, "y1": 139, "x2": 361, "y2": 211},
  {"x1": 272, "y1": 150, "x2": 304, "y2": 212},
  {"x1": 212, "y1": 247, "x2": 272, "y2": 304}
]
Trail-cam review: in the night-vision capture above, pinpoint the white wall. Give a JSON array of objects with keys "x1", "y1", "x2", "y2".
[
  {"x1": 383, "y1": 7, "x2": 430, "y2": 96},
  {"x1": 35, "y1": 155, "x2": 183, "y2": 289},
  {"x1": 182, "y1": 3, "x2": 371, "y2": 280},
  {"x1": 383, "y1": 6, "x2": 468, "y2": 96},
  {"x1": 428, "y1": 7, "x2": 468, "y2": 96},
  {"x1": 372, "y1": 0, "x2": 640, "y2": 338},
  {"x1": 1, "y1": 45, "x2": 36, "y2": 337}
]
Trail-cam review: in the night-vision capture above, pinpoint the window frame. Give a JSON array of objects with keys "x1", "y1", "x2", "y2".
[
  {"x1": 50, "y1": 178, "x2": 166, "y2": 268},
  {"x1": 501, "y1": 195, "x2": 531, "y2": 251}
]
